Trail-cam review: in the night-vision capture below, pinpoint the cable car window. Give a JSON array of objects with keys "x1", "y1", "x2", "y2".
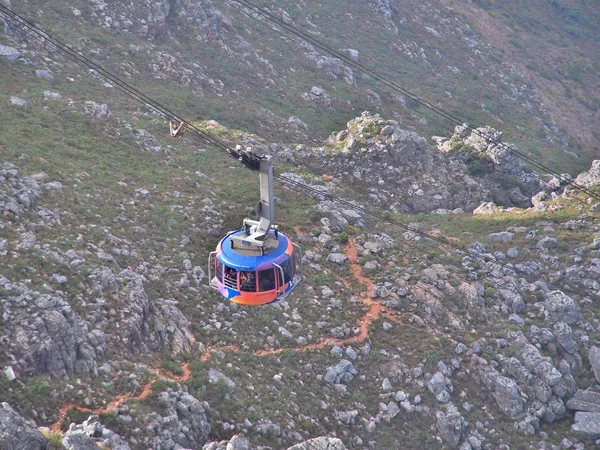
[
  {"x1": 240, "y1": 271, "x2": 257, "y2": 292},
  {"x1": 258, "y1": 269, "x2": 276, "y2": 292},
  {"x1": 282, "y1": 257, "x2": 294, "y2": 284},
  {"x1": 216, "y1": 259, "x2": 224, "y2": 283},
  {"x1": 224, "y1": 266, "x2": 238, "y2": 289}
]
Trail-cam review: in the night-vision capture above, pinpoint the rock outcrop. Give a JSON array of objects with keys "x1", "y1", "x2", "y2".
[
  {"x1": 62, "y1": 415, "x2": 130, "y2": 450},
  {"x1": 0, "y1": 403, "x2": 49, "y2": 450}
]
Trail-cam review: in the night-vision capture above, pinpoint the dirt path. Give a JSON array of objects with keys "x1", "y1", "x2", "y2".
[
  {"x1": 50, "y1": 364, "x2": 191, "y2": 432},
  {"x1": 51, "y1": 233, "x2": 405, "y2": 431}
]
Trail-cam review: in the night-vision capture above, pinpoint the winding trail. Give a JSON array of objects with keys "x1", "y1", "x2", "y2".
[
  {"x1": 51, "y1": 233, "x2": 407, "y2": 430},
  {"x1": 50, "y1": 364, "x2": 191, "y2": 432}
]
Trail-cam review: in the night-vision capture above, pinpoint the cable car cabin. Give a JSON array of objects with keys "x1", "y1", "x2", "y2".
[
  {"x1": 207, "y1": 156, "x2": 302, "y2": 305},
  {"x1": 209, "y1": 228, "x2": 301, "y2": 305}
]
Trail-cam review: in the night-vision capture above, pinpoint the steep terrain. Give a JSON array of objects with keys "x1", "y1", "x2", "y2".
[{"x1": 1, "y1": 1, "x2": 600, "y2": 450}]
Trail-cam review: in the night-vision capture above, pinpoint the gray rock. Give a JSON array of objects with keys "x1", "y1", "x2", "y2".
[
  {"x1": 62, "y1": 433, "x2": 102, "y2": 450},
  {"x1": 507, "y1": 247, "x2": 519, "y2": 258},
  {"x1": 208, "y1": 368, "x2": 236, "y2": 392},
  {"x1": 342, "y1": 48, "x2": 360, "y2": 62},
  {"x1": 83, "y1": 101, "x2": 112, "y2": 118},
  {"x1": 323, "y1": 359, "x2": 357, "y2": 384},
  {"x1": 382, "y1": 377, "x2": 392, "y2": 391},
  {"x1": 427, "y1": 372, "x2": 452, "y2": 404},
  {"x1": 570, "y1": 160, "x2": 600, "y2": 189},
  {"x1": 387, "y1": 401, "x2": 401, "y2": 418},
  {"x1": 488, "y1": 232, "x2": 514, "y2": 243},
  {"x1": 345, "y1": 346, "x2": 357, "y2": 360},
  {"x1": 435, "y1": 403, "x2": 466, "y2": 448},
  {"x1": 566, "y1": 390, "x2": 600, "y2": 413},
  {"x1": 149, "y1": 389, "x2": 210, "y2": 448},
  {"x1": 35, "y1": 69, "x2": 54, "y2": 80},
  {"x1": 508, "y1": 314, "x2": 524, "y2": 326},
  {"x1": 43, "y1": 91, "x2": 61, "y2": 100},
  {"x1": 572, "y1": 411, "x2": 600, "y2": 440},
  {"x1": 544, "y1": 290, "x2": 582, "y2": 325},
  {"x1": 589, "y1": 346, "x2": 600, "y2": 382},
  {"x1": 493, "y1": 376, "x2": 523, "y2": 417},
  {"x1": 537, "y1": 236, "x2": 559, "y2": 250},
  {"x1": 287, "y1": 437, "x2": 346, "y2": 450},
  {"x1": 9, "y1": 96, "x2": 27, "y2": 107},
  {"x1": 335, "y1": 409, "x2": 358, "y2": 424},
  {"x1": 0, "y1": 44, "x2": 21, "y2": 61},
  {"x1": 554, "y1": 322, "x2": 579, "y2": 355},
  {"x1": 3, "y1": 367, "x2": 15, "y2": 382},
  {"x1": 0, "y1": 402, "x2": 49, "y2": 450},
  {"x1": 326, "y1": 253, "x2": 348, "y2": 265},
  {"x1": 473, "y1": 202, "x2": 500, "y2": 215},
  {"x1": 516, "y1": 343, "x2": 562, "y2": 386}
]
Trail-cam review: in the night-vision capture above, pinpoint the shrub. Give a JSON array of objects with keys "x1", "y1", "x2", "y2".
[{"x1": 336, "y1": 232, "x2": 349, "y2": 244}]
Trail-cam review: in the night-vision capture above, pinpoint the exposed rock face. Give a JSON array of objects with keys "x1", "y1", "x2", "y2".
[
  {"x1": 493, "y1": 376, "x2": 523, "y2": 417},
  {"x1": 141, "y1": 388, "x2": 211, "y2": 449},
  {"x1": 572, "y1": 412, "x2": 600, "y2": 440},
  {"x1": 314, "y1": 113, "x2": 540, "y2": 213},
  {"x1": 62, "y1": 415, "x2": 130, "y2": 450},
  {"x1": 0, "y1": 162, "x2": 43, "y2": 218},
  {"x1": 202, "y1": 435, "x2": 347, "y2": 450},
  {"x1": 435, "y1": 403, "x2": 466, "y2": 448},
  {"x1": 566, "y1": 390, "x2": 600, "y2": 413},
  {"x1": 117, "y1": 270, "x2": 196, "y2": 354},
  {"x1": 568, "y1": 160, "x2": 600, "y2": 189},
  {"x1": 543, "y1": 291, "x2": 582, "y2": 325},
  {"x1": 0, "y1": 402, "x2": 49, "y2": 450},
  {"x1": 323, "y1": 359, "x2": 357, "y2": 384},
  {"x1": 427, "y1": 371, "x2": 453, "y2": 404},
  {"x1": 434, "y1": 125, "x2": 541, "y2": 207},
  {"x1": 0, "y1": 276, "x2": 103, "y2": 377},
  {"x1": 202, "y1": 434, "x2": 252, "y2": 450},
  {"x1": 287, "y1": 437, "x2": 347, "y2": 450}
]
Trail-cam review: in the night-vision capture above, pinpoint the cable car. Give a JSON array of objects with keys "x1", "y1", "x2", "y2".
[{"x1": 208, "y1": 156, "x2": 302, "y2": 305}]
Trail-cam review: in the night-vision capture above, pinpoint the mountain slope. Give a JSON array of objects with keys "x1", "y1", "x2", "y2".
[{"x1": 2, "y1": 1, "x2": 600, "y2": 450}]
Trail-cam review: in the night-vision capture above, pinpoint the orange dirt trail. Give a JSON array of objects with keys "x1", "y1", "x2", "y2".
[
  {"x1": 51, "y1": 232, "x2": 403, "y2": 430},
  {"x1": 50, "y1": 363, "x2": 191, "y2": 432}
]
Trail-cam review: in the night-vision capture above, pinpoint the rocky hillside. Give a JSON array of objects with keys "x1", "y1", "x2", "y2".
[
  {"x1": 1, "y1": 0, "x2": 598, "y2": 171},
  {"x1": 2, "y1": 1, "x2": 600, "y2": 450}
]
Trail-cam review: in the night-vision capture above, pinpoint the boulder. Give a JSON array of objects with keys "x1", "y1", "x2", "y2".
[
  {"x1": 543, "y1": 291, "x2": 582, "y2": 325},
  {"x1": 323, "y1": 359, "x2": 357, "y2": 384},
  {"x1": 35, "y1": 69, "x2": 54, "y2": 80},
  {"x1": 473, "y1": 202, "x2": 500, "y2": 215},
  {"x1": 570, "y1": 160, "x2": 600, "y2": 189},
  {"x1": 150, "y1": 388, "x2": 210, "y2": 448},
  {"x1": 0, "y1": 403, "x2": 49, "y2": 450},
  {"x1": 0, "y1": 44, "x2": 21, "y2": 61},
  {"x1": 488, "y1": 232, "x2": 514, "y2": 243},
  {"x1": 326, "y1": 253, "x2": 349, "y2": 265},
  {"x1": 9, "y1": 96, "x2": 27, "y2": 107},
  {"x1": 566, "y1": 390, "x2": 600, "y2": 413},
  {"x1": 287, "y1": 437, "x2": 346, "y2": 450},
  {"x1": 427, "y1": 371, "x2": 452, "y2": 404},
  {"x1": 536, "y1": 236, "x2": 559, "y2": 250},
  {"x1": 572, "y1": 411, "x2": 600, "y2": 440},
  {"x1": 493, "y1": 376, "x2": 523, "y2": 417},
  {"x1": 435, "y1": 403, "x2": 466, "y2": 448},
  {"x1": 208, "y1": 368, "x2": 236, "y2": 392}
]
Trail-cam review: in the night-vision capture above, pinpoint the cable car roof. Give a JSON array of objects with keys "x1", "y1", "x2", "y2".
[{"x1": 218, "y1": 229, "x2": 294, "y2": 271}]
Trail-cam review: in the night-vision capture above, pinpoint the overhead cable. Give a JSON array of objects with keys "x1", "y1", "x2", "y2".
[{"x1": 229, "y1": 0, "x2": 600, "y2": 202}]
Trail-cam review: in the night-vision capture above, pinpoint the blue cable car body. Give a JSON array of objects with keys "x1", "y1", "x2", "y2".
[{"x1": 208, "y1": 156, "x2": 302, "y2": 305}]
